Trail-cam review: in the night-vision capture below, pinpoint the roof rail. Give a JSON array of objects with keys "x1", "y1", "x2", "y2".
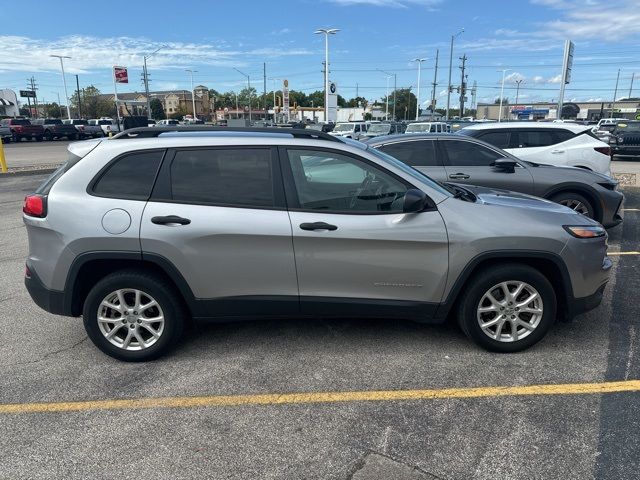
[{"x1": 111, "y1": 126, "x2": 343, "y2": 142}]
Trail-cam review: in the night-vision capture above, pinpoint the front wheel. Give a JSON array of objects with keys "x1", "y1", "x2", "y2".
[
  {"x1": 83, "y1": 270, "x2": 185, "y2": 361},
  {"x1": 12, "y1": 133, "x2": 20, "y2": 142},
  {"x1": 550, "y1": 192, "x2": 595, "y2": 220},
  {"x1": 456, "y1": 264, "x2": 556, "y2": 352},
  {"x1": 44, "y1": 131, "x2": 53, "y2": 141}
]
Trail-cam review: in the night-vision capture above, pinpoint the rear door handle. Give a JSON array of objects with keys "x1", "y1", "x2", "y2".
[
  {"x1": 448, "y1": 173, "x2": 470, "y2": 180},
  {"x1": 299, "y1": 222, "x2": 338, "y2": 231},
  {"x1": 151, "y1": 215, "x2": 191, "y2": 225},
  {"x1": 551, "y1": 149, "x2": 565, "y2": 154}
]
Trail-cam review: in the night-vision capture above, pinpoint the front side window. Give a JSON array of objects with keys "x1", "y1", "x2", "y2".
[
  {"x1": 93, "y1": 151, "x2": 164, "y2": 199},
  {"x1": 442, "y1": 139, "x2": 503, "y2": 166},
  {"x1": 286, "y1": 149, "x2": 408, "y2": 213},
  {"x1": 378, "y1": 140, "x2": 438, "y2": 167},
  {"x1": 170, "y1": 148, "x2": 274, "y2": 207}
]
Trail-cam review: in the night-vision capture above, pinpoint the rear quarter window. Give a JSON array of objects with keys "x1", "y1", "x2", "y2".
[
  {"x1": 36, "y1": 153, "x2": 84, "y2": 195},
  {"x1": 92, "y1": 150, "x2": 164, "y2": 200}
]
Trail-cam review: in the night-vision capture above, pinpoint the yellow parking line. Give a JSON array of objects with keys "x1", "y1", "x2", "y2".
[
  {"x1": 608, "y1": 251, "x2": 640, "y2": 256},
  {"x1": 1, "y1": 380, "x2": 639, "y2": 415}
]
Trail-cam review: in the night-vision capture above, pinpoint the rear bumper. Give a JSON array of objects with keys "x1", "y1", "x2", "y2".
[{"x1": 25, "y1": 266, "x2": 69, "y2": 316}]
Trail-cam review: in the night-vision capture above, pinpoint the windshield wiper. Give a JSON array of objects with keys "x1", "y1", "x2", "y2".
[{"x1": 446, "y1": 183, "x2": 477, "y2": 202}]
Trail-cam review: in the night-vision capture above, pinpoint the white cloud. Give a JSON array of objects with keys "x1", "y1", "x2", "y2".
[
  {"x1": 548, "y1": 74, "x2": 562, "y2": 83},
  {"x1": 327, "y1": 0, "x2": 441, "y2": 7},
  {"x1": 0, "y1": 35, "x2": 312, "y2": 75},
  {"x1": 531, "y1": 75, "x2": 546, "y2": 84},
  {"x1": 271, "y1": 28, "x2": 291, "y2": 35},
  {"x1": 505, "y1": 72, "x2": 526, "y2": 83}
]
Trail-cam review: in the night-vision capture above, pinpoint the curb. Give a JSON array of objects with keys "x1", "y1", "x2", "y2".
[{"x1": 1, "y1": 168, "x2": 58, "y2": 178}]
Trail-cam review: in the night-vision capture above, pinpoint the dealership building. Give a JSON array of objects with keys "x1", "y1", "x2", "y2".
[{"x1": 476, "y1": 99, "x2": 640, "y2": 121}]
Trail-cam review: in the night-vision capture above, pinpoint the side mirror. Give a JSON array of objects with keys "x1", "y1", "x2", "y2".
[
  {"x1": 403, "y1": 189, "x2": 429, "y2": 213},
  {"x1": 492, "y1": 158, "x2": 517, "y2": 173}
]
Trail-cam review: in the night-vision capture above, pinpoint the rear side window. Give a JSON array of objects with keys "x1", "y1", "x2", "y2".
[
  {"x1": 36, "y1": 153, "x2": 84, "y2": 195},
  {"x1": 170, "y1": 148, "x2": 274, "y2": 207},
  {"x1": 378, "y1": 140, "x2": 438, "y2": 167},
  {"x1": 441, "y1": 139, "x2": 503, "y2": 166},
  {"x1": 514, "y1": 130, "x2": 557, "y2": 148},
  {"x1": 552, "y1": 129, "x2": 575, "y2": 143},
  {"x1": 93, "y1": 151, "x2": 164, "y2": 199},
  {"x1": 478, "y1": 131, "x2": 510, "y2": 149}
]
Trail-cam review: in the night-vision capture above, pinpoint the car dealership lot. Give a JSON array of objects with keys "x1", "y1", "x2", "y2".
[{"x1": 0, "y1": 173, "x2": 638, "y2": 479}]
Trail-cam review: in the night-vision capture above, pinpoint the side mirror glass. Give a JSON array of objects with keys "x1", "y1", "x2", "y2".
[
  {"x1": 403, "y1": 189, "x2": 429, "y2": 213},
  {"x1": 492, "y1": 158, "x2": 517, "y2": 173}
]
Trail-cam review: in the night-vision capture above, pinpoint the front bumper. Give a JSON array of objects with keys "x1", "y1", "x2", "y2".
[
  {"x1": 564, "y1": 257, "x2": 612, "y2": 320},
  {"x1": 612, "y1": 145, "x2": 640, "y2": 157}
]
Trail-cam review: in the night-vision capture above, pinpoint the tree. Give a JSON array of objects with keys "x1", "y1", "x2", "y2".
[
  {"x1": 238, "y1": 87, "x2": 258, "y2": 108},
  {"x1": 150, "y1": 98, "x2": 165, "y2": 119},
  {"x1": 168, "y1": 105, "x2": 188, "y2": 120},
  {"x1": 307, "y1": 90, "x2": 325, "y2": 108},
  {"x1": 381, "y1": 88, "x2": 416, "y2": 120},
  {"x1": 494, "y1": 97, "x2": 509, "y2": 104},
  {"x1": 69, "y1": 85, "x2": 113, "y2": 119},
  {"x1": 346, "y1": 96, "x2": 367, "y2": 108},
  {"x1": 42, "y1": 103, "x2": 62, "y2": 118}
]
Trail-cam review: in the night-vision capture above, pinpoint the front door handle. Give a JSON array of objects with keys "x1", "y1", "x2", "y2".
[
  {"x1": 448, "y1": 173, "x2": 470, "y2": 180},
  {"x1": 551, "y1": 149, "x2": 565, "y2": 154},
  {"x1": 151, "y1": 215, "x2": 191, "y2": 225},
  {"x1": 299, "y1": 222, "x2": 338, "y2": 231}
]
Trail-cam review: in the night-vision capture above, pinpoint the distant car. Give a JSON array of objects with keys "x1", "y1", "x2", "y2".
[
  {"x1": 156, "y1": 119, "x2": 180, "y2": 126},
  {"x1": 32, "y1": 118, "x2": 79, "y2": 141},
  {"x1": 147, "y1": 119, "x2": 157, "y2": 127},
  {"x1": 360, "y1": 122, "x2": 405, "y2": 139},
  {"x1": 88, "y1": 118, "x2": 121, "y2": 136},
  {"x1": 0, "y1": 123, "x2": 11, "y2": 141},
  {"x1": 608, "y1": 120, "x2": 640, "y2": 159},
  {"x1": 459, "y1": 123, "x2": 612, "y2": 176},
  {"x1": 0, "y1": 118, "x2": 44, "y2": 142},
  {"x1": 405, "y1": 122, "x2": 450, "y2": 134},
  {"x1": 367, "y1": 133, "x2": 623, "y2": 228},
  {"x1": 63, "y1": 119, "x2": 103, "y2": 139},
  {"x1": 329, "y1": 122, "x2": 368, "y2": 140}
]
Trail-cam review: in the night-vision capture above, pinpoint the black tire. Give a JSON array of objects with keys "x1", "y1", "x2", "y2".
[
  {"x1": 69, "y1": 133, "x2": 79, "y2": 140},
  {"x1": 12, "y1": 133, "x2": 20, "y2": 143},
  {"x1": 44, "y1": 130, "x2": 53, "y2": 141},
  {"x1": 549, "y1": 191, "x2": 596, "y2": 220},
  {"x1": 456, "y1": 264, "x2": 556, "y2": 353},
  {"x1": 35, "y1": 136, "x2": 43, "y2": 142},
  {"x1": 83, "y1": 270, "x2": 185, "y2": 361}
]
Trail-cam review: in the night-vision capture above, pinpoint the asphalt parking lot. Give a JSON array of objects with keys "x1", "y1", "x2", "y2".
[{"x1": 0, "y1": 172, "x2": 639, "y2": 479}]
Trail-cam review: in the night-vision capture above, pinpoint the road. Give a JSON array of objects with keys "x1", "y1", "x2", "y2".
[
  {"x1": 1, "y1": 139, "x2": 640, "y2": 183},
  {"x1": 0, "y1": 174, "x2": 638, "y2": 479}
]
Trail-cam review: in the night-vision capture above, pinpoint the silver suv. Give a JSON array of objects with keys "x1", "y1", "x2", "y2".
[{"x1": 23, "y1": 127, "x2": 612, "y2": 361}]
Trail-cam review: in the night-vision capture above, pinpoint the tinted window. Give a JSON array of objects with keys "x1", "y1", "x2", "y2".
[
  {"x1": 287, "y1": 149, "x2": 408, "y2": 213},
  {"x1": 514, "y1": 130, "x2": 557, "y2": 148},
  {"x1": 171, "y1": 148, "x2": 274, "y2": 207},
  {"x1": 93, "y1": 151, "x2": 164, "y2": 199},
  {"x1": 378, "y1": 140, "x2": 438, "y2": 167},
  {"x1": 442, "y1": 139, "x2": 503, "y2": 166},
  {"x1": 11, "y1": 119, "x2": 31, "y2": 125},
  {"x1": 552, "y1": 129, "x2": 575, "y2": 143},
  {"x1": 478, "y1": 131, "x2": 510, "y2": 149}
]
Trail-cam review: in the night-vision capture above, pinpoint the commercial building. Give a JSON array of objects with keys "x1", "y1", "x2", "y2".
[{"x1": 477, "y1": 99, "x2": 640, "y2": 121}]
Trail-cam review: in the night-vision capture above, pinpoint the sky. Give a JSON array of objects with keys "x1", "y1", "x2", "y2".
[{"x1": 1, "y1": 0, "x2": 639, "y2": 110}]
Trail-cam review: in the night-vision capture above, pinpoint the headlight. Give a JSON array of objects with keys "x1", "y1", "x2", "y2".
[{"x1": 563, "y1": 225, "x2": 606, "y2": 238}]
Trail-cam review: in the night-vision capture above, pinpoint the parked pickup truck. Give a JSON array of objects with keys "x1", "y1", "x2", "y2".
[
  {"x1": 32, "y1": 118, "x2": 80, "y2": 141},
  {"x1": 63, "y1": 119, "x2": 103, "y2": 139},
  {"x1": 608, "y1": 120, "x2": 640, "y2": 159},
  {"x1": 88, "y1": 118, "x2": 121, "y2": 136},
  {"x1": 0, "y1": 118, "x2": 44, "y2": 142}
]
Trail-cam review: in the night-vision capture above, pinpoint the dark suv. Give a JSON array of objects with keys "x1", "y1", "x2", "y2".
[
  {"x1": 32, "y1": 118, "x2": 80, "y2": 141},
  {"x1": 608, "y1": 120, "x2": 640, "y2": 159},
  {"x1": 0, "y1": 118, "x2": 44, "y2": 142}
]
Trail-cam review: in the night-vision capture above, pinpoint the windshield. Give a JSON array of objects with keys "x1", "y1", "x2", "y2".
[
  {"x1": 366, "y1": 146, "x2": 451, "y2": 197},
  {"x1": 616, "y1": 122, "x2": 640, "y2": 132},
  {"x1": 47, "y1": 119, "x2": 63, "y2": 125},
  {"x1": 11, "y1": 119, "x2": 31, "y2": 125},
  {"x1": 367, "y1": 124, "x2": 391, "y2": 134},
  {"x1": 405, "y1": 123, "x2": 431, "y2": 133},
  {"x1": 97, "y1": 120, "x2": 113, "y2": 125},
  {"x1": 333, "y1": 123, "x2": 355, "y2": 132},
  {"x1": 74, "y1": 120, "x2": 88, "y2": 125}
]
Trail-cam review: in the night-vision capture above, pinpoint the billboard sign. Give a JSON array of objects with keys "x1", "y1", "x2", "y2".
[
  {"x1": 327, "y1": 81, "x2": 338, "y2": 123},
  {"x1": 19, "y1": 90, "x2": 36, "y2": 98},
  {"x1": 283, "y1": 79, "x2": 290, "y2": 114},
  {"x1": 114, "y1": 66, "x2": 129, "y2": 84}
]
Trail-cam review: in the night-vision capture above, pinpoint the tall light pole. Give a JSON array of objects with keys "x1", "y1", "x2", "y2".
[
  {"x1": 611, "y1": 69, "x2": 621, "y2": 119},
  {"x1": 515, "y1": 79, "x2": 523, "y2": 106},
  {"x1": 412, "y1": 58, "x2": 427, "y2": 120},
  {"x1": 379, "y1": 69, "x2": 396, "y2": 120},
  {"x1": 186, "y1": 69, "x2": 198, "y2": 119},
  {"x1": 314, "y1": 28, "x2": 339, "y2": 122},
  {"x1": 383, "y1": 73, "x2": 392, "y2": 120},
  {"x1": 50, "y1": 55, "x2": 71, "y2": 119},
  {"x1": 445, "y1": 29, "x2": 464, "y2": 121},
  {"x1": 498, "y1": 69, "x2": 511, "y2": 122},
  {"x1": 234, "y1": 67, "x2": 252, "y2": 122},
  {"x1": 144, "y1": 46, "x2": 165, "y2": 118}
]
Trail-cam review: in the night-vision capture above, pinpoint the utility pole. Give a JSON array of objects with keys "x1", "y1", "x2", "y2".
[
  {"x1": 446, "y1": 29, "x2": 464, "y2": 120},
  {"x1": 458, "y1": 54, "x2": 467, "y2": 116},
  {"x1": 27, "y1": 76, "x2": 39, "y2": 118},
  {"x1": 629, "y1": 72, "x2": 635, "y2": 98},
  {"x1": 471, "y1": 80, "x2": 477, "y2": 112},
  {"x1": 263, "y1": 63, "x2": 267, "y2": 120},
  {"x1": 515, "y1": 79, "x2": 523, "y2": 106},
  {"x1": 186, "y1": 69, "x2": 198, "y2": 119},
  {"x1": 356, "y1": 83, "x2": 359, "y2": 98},
  {"x1": 393, "y1": 74, "x2": 396, "y2": 119},
  {"x1": 430, "y1": 49, "x2": 439, "y2": 117},
  {"x1": 142, "y1": 46, "x2": 164, "y2": 119},
  {"x1": 75, "y1": 75, "x2": 82, "y2": 118},
  {"x1": 498, "y1": 69, "x2": 511, "y2": 122},
  {"x1": 611, "y1": 69, "x2": 621, "y2": 118}
]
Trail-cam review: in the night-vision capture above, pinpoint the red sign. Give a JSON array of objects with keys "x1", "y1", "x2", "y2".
[{"x1": 114, "y1": 66, "x2": 128, "y2": 84}]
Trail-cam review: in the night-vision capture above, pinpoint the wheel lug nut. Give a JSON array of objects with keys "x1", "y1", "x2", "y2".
[
  {"x1": 137, "y1": 320, "x2": 141, "y2": 324},
  {"x1": 511, "y1": 315, "x2": 515, "y2": 319},
  {"x1": 130, "y1": 324, "x2": 135, "y2": 329},
  {"x1": 122, "y1": 319, "x2": 127, "y2": 324},
  {"x1": 515, "y1": 307, "x2": 519, "y2": 311},
  {"x1": 502, "y1": 315, "x2": 506, "y2": 318},
  {"x1": 133, "y1": 311, "x2": 138, "y2": 315}
]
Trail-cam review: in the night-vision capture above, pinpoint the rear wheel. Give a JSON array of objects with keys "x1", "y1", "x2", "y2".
[
  {"x1": 44, "y1": 130, "x2": 53, "y2": 141},
  {"x1": 35, "y1": 136, "x2": 43, "y2": 142},
  {"x1": 550, "y1": 192, "x2": 595, "y2": 220},
  {"x1": 12, "y1": 133, "x2": 20, "y2": 142},
  {"x1": 456, "y1": 264, "x2": 556, "y2": 352},
  {"x1": 83, "y1": 270, "x2": 185, "y2": 361}
]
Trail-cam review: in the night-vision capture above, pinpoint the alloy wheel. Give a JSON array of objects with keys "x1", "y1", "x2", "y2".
[{"x1": 559, "y1": 198, "x2": 590, "y2": 216}]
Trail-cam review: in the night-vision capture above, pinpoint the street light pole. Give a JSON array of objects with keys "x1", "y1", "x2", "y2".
[
  {"x1": 611, "y1": 69, "x2": 621, "y2": 119},
  {"x1": 143, "y1": 46, "x2": 165, "y2": 119},
  {"x1": 50, "y1": 55, "x2": 72, "y2": 119},
  {"x1": 515, "y1": 79, "x2": 523, "y2": 106},
  {"x1": 445, "y1": 29, "x2": 464, "y2": 121},
  {"x1": 234, "y1": 67, "x2": 252, "y2": 122},
  {"x1": 412, "y1": 58, "x2": 426, "y2": 120},
  {"x1": 498, "y1": 69, "x2": 511, "y2": 122},
  {"x1": 314, "y1": 28, "x2": 339, "y2": 123},
  {"x1": 186, "y1": 69, "x2": 198, "y2": 119}
]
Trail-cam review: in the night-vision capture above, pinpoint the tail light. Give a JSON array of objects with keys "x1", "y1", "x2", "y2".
[
  {"x1": 25, "y1": 265, "x2": 32, "y2": 279},
  {"x1": 23, "y1": 194, "x2": 47, "y2": 218},
  {"x1": 594, "y1": 146, "x2": 611, "y2": 156}
]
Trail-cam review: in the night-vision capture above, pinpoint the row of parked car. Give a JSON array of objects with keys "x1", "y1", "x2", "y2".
[{"x1": 0, "y1": 117, "x2": 121, "y2": 142}]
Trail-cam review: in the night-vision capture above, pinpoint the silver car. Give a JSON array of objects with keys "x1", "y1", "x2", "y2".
[{"x1": 23, "y1": 127, "x2": 612, "y2": 361}]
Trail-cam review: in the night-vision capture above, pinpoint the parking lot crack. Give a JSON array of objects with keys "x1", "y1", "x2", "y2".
[{"x1": 4, "y1": 336, "x2": 88, "y2": 367}]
